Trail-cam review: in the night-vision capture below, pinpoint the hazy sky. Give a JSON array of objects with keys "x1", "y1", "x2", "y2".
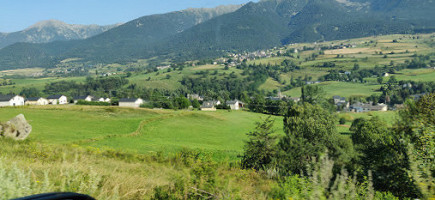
[{"x1": 0, "y1": 0, "x2": 258, "y2": 32}]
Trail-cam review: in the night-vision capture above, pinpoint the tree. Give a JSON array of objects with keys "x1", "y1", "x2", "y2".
[
  {"x1": 353, "y1": 63, "x2": 360, "y2": 71},
  {"x1": 241, "y1": 116, "x2": 277, "y2": 170},
  {"x1": 192, "y1": 99, "x2": 201, "y2": 109},
  {"x1": 278, "y1": 103, "x2": 343, "y2": 174},
  {"x1": 175, "y1": 96, "x2": 191, "y2": 109},
  {"x1": 350, "y1": 117, "x2": 421, "y2": 198},
  {"x1": 339, "y1": 117, "x2": 346, "y2": 125},
  {"x1": 377, "y1": 76, "x2": 383, "y2": 85},
  {"x1": 395, "y1": 93, "x2": 435, "y2": 198},
  {"x1": 301, "y1": 85, "x2": 325, "y2": 105},
  {"x1": 387, "y1": 76, "x2": 397, "y2": 85},
  {"x1": 19, "y1": 87, "x2": 40, "y2": 97},
  {"x1": 249, "y1": 94, "x2": 265, "y2": 113}
]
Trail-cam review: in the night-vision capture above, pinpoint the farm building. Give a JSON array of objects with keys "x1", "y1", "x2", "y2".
[
  {"x1": 47, "y1": 95, "x2": 68, "y2": 105},
  {"x1": 289, "y1": 97, "x2": 301, "y2": 103},
  {"x1": 200, "y1": 101, "x2": 216, "y2": 111},
  {"x1": 350, "y1": 102, "x2": 388, "y2": 112},
  {"x1": 226, "y1": 100, "x2": 244, "y2": 110},
  {"x1": 333, "y1": 95, "x2": 350, "y2": 109},
  {"x1": 26, "y1": 97, "x2": 49, "y2": 105},
  {"x1": 93, "y1": 97, "x2": 111, "y2": 103},
  {"x1": 119, "y1": 98, "x2": 144, "y2": 108},
  {"x1": 0, "y1": 95, "x2": 25, "y2": 107},
  {"x1": 73, "y1": 95, "x2": 93, "y2": 103}
]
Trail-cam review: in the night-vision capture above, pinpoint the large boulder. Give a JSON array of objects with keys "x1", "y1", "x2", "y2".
[{"x1": 0, "y1": 114, "x2": 32, "y2": 140}]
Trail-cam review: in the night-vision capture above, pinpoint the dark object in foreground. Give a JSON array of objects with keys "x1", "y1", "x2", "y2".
[{"x1": 11, "y1": 192, "x2": 95, "y2": 200}]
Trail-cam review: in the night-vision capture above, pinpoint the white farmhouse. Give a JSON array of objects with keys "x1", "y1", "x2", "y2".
[
  {"x1": 26, "y1": 97, "x2": 49, "y2": 105},
  {"x1": 226, "y1": 100, "x2": 244, "y2": 110},
  {"x1": 119, "y1": 98, "x2": 144, "y2": 108},
  {"x1": 94, "y1": 97, "x2": 111, "y2": 103},
  {"x1": 47, "y1": 95, "x2": 68, "y2": 105},
  {"x1": 73, "y1": 95, "x2": 93, "y2": 103},
  {"x1": 0, "y1": 95, "x2": 25, "y2": 107}
]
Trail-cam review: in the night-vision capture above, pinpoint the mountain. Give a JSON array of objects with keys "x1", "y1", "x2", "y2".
[
  {"x1": 0, "y1": 0, "x2": 434, "y2": 69},
  {"x1": 0, "y1": 20, "x2": 119, "y2": 49},
  {"x1": 159, "y1": 0, "x2": 435, "y2": 60},
  {"x1": 0, "y1": 4, "x2": 243, "y2": 69},
  {"x1": 64, "y1": 4, "x2": 243, "y2": 63}
]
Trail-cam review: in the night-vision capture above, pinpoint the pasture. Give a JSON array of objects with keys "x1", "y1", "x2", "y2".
[{"x1": 0, "y1": 106, "x2": 284, "y2": 161}]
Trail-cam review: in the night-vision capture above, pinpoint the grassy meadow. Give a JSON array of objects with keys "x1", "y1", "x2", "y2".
[{"x1": 0, "y1": 106, "x2": 284, "y2": 161}]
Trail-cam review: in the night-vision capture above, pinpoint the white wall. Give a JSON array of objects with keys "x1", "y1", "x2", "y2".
[
  {"x1": 119, "y1": 102, "x2": 140, "y2": 108},
  {"x1": 10, "y1": 96, "x2": 25, "y2": 106},
  {"x1": 59, "y1": 96, "x2": 68, "y2": 104}
]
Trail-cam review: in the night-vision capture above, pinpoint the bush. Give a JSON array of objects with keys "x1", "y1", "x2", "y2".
[
  {"x1": 75, "y1": 100, "x2": 110, "y2": 106},
  {"x1": 339, "y1": 117, "x2": 346, "y2": 125}
]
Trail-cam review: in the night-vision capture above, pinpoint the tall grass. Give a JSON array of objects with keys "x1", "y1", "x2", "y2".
[
  {"x1": 270, "y1": 154, "x2": 399, "y2": 200},
  {"x1": 0, "y1": 139, "x2": 274, "y2": 199}
]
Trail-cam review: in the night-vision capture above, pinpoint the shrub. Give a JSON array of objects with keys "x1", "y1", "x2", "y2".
[{"x1": 75, "y1": 100, "x2": 110, "y2": 106}]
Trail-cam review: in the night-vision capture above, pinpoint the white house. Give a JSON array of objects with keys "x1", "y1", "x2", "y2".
[
  {"x1": 25, "y1": 97, "x2": 49, "y2": 105},
  {"x1": 73, "y1": 95, "x2": 93, "y2": 103},
  {"x1": 200, "y1": 101, "x2": 216, "y2": 111},
  {"x1": 94, "y1": 97, "x2": 111, "y2": 103},
  {"x1": 0, "y1": 95, "x2": 25, "y2": 107},
  {"x1": 47, "y1": 95, "x2": 68, "y2": 105},
  {"x1": 226, "y1": 100, "x2": 244, "y2": 110},
  {"x1": 351, "y1": 102, "x2": 388, "y2": 112},
  {"x1": 119, "y1": 98, "x2": 144, "y2": 108}
]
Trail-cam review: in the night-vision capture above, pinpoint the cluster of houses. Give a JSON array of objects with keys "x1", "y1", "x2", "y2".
[
  {"x1": 332, "y1": 95, "x2": 388, "y2": 112},
  {"x1": 0, "y1": 94, "x2": 69, "y2": 107},
  {"x1": 0, "y1": 94, "x2": 145, "y2": 108},
  {"x1": 199, "y1": 100, "x2": 245, "y2": 111},
  {"x1": 0, "y1": 92, "x2": 391, "y2": 113}
]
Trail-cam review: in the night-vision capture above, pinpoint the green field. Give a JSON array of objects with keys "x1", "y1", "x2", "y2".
[
  {"x1": 0, "y1": 76, "x2": 86, "y2": 94},
  {"x1": 283, "y1": 81, "x2": 382, "y2": 98},
  {"x1": 0, "y1": 106, "x2": 284, "y2": 160},
  {"x1": 0, "y1": 105, "x2": 397, "y2": 161}
]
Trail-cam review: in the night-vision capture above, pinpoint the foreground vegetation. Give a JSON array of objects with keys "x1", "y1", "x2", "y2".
[{"x1": 1, "y1": 93, "x2": 433, "y2": 199}]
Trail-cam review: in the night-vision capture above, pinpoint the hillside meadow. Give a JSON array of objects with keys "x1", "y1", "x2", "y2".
[
  {"x1": 0, "y1": 106, "x2": 284, "y2": 161},
  {"x1": 0, "y1": 104, "x2": 402, "y2": 199},
  {"x1": 0, "y1": 105, "x2": 397, "y2": 160}
]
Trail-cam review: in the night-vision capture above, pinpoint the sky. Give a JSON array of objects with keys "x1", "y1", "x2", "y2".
[{"x1": 0, "y1": 0, "x2": 258, "y2": 33}]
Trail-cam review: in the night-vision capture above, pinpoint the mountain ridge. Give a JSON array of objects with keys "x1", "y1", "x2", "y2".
[{"x1": 0, "y1": 20, "x2": 121, "y2": 49}]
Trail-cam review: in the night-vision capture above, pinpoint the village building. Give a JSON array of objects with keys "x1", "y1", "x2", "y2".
[
  {"x1": 200, "y1": 101, "x2": 216, "y2": 111},
  {"x1": 25, "y1": 97, "x2": 49, "y2": 105},
  {"x1": 333, "y1": 95, "x2": 350, "y2": 109},
  {"x1": 156, "y1": 65, "x2": 170, "y2": 70},
  {"x1": 350, "y1": 102, "x2": 388, "y2": 112},
  {"x1": 119, "y1": 98, "x2": 144, "y2": 108},
  {"x1": 73, "y1": 95, "x2": 93, "y2": 103},
  {"x1": 226, "y1": 100, "x2": 244, "y2": 110},
  {"x1": 47, "y1": 95, "x2": 68, "y2": 105},
  {"x1": 187, "y1": 94, "x2": 204, "y2": 101},
  {"x1": 289, "y1": 97, "x2": 301, "y2": 103},
  {"x1": 92, "y1": 97, "x2": 111, "y2": 103},
  {"x1": 0, "y1": 95, "x2": 25, "y2": 107}
]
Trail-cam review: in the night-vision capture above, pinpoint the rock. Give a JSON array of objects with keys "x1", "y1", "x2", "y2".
[{"x1": 0, "y1": 114, "x2": 32, "y2": 140}]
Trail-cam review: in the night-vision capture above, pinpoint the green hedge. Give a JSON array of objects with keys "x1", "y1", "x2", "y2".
[{"x1": 76, "y1": 100, "x2": 110, "y2": 106}]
